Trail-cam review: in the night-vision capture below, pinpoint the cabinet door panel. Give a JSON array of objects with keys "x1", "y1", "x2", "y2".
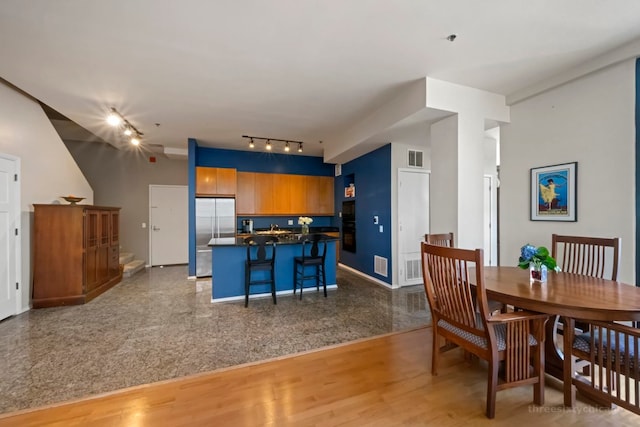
[
  {"x1": 236, "y1": 172, "x2": 255, "y2": 214},
  {"x1": 196, "y1": 167, "x2": 218, "y2": 195},
  {"x1": 254, "y1": 173, "x2": 274, "y2": 214},
  {"x1": 306, "y1": 176, "x2": 334, "y2": 214},
  {"x1": 288, "y1": 174, "x2": 306, "y2": 214},
  {"x1": 216, "y1": 168, "x2": 237, "y2": 195},
  {"x1": 272, "y1": 174, "x2": 291, "y2": 214}
]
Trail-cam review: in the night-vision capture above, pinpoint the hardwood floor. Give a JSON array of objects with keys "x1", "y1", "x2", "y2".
[{"x1": 0, "y1": 326, "x2": 635, "y2": 426}]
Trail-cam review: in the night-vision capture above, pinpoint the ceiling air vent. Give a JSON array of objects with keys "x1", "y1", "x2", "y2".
[{"x1": 408, "y1": 149, "x2": 423, "y2": 168}]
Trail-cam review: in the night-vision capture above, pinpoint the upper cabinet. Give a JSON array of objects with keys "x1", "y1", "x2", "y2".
[
  {"x1": 196, "y1": 167, "x2": 237, "y2": 196},
  {"x1": 236, "y1": 172, "x2": 334, "y2": 216}
]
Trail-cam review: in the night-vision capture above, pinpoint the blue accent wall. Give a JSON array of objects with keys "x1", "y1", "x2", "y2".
[
  {"x1": 336, "y1": 144, "x2": 392, "y2": 284},
  {"x1": 188, "y1": 139, "x2": 335, "y2": 276}
]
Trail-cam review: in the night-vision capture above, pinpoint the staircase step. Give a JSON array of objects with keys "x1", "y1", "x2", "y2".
[
  {"x1": 123, "y1": 260, "x2": 146, "y2": 278},
  {"x1": 119, "y1": 252, "x2": 134, "y2": 265}
]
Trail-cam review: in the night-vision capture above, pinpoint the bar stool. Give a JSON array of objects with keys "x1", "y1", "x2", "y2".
[
  {"x1": 244, "y1": 235, "x2": 277, "y2": 307},
  {"x1": 293, "y1": 234, "x2": 327, "y2": 299}
]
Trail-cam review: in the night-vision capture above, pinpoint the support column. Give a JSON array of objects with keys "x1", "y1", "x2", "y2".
[{"x1": 427, "y1": 78, "x2": 509, "y2": 251}]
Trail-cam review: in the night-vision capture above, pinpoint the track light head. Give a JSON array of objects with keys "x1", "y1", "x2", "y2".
[
  {"x1": 130, "y1": 137, "x2": 140, "y2": 146},
  {"x1": 284, "y1": 142, "x2": 290, "y2": 152},
  {"x1": 298, "y1": 142, "x2": 303, "y2": 153},
  {"x1": 106, "y1": 108, "x2": 122, "y2": 127},
  {"x1": 265, "y1": 140, "x2": 272, "y2": 150},
  {"x1": 249, "y1": 138, "x2": 255, "y2": 148},
  {"x1": 123, "y1": 126, "x2": 133, "y2": 136}
]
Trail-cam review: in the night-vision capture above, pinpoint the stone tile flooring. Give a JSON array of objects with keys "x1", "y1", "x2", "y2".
[{"x1": 0, "y1": 266, "x2": 430, "y2": 414}]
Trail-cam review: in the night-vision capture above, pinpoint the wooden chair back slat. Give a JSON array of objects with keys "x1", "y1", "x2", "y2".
[
  {"x1": 552, "y1": 234, "x2": 620, "y2": 281},
  {"x1": 425, "y1": 232, "x2": 455, "y2": 248}
]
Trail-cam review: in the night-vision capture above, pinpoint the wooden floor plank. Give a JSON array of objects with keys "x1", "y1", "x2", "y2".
[{"x1": 0, "y1": 326, "x2": 636, "y2": 426}]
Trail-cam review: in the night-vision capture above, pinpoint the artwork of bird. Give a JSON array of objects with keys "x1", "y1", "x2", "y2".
[{"x1": 539, "y1": 179, "x2": 558, "y2": 211}]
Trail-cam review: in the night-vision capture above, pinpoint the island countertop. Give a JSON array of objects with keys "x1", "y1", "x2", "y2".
[{"x1": 208, "y1": 233, "x2": 339, "y2": 247}]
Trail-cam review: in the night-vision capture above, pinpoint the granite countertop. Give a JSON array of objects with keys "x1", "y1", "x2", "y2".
[{"x1": 209, "y1": 233, "x2": 339, "y2": 247}]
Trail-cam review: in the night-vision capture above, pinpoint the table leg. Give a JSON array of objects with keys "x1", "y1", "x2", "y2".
[{"x1": 544, "y1": 315, "x2": 565, "y2": 380}]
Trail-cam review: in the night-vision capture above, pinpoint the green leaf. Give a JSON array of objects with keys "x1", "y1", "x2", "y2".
[{"x1": 536, "y1": 246, "x2": 549, "y2": 258}]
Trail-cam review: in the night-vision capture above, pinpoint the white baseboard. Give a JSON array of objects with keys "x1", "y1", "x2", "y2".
[{"x1": 338, "y1": 264, "x2": 393, "y2": 289}]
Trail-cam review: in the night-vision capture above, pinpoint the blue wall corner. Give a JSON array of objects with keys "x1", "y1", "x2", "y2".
[
  {"x1": 188, "y1": 138, "x2": 198, "y2": 276},
  {"x1": 336, "y1": 144, "x2": 392, "y2": 283}
]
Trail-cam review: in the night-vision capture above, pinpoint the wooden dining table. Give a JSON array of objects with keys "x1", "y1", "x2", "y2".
[{"x1": 473, "y1": 266, "x2": 640, "y2": 382}]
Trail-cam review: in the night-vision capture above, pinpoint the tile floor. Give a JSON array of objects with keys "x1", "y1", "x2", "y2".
[{"x1": 0, "y1": 266, "x2": 430, "y2": 414}]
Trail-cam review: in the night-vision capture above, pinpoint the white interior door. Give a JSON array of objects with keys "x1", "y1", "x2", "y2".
[
  {"x1": 0, "y1": 155, "x2": 19, "y2": 320},
  {"x1": 149, "y1": 185, "x2": 188, "y2": 266},
  {"x1": 398, "y1": 169, "x2": 430, "y2": 287}
]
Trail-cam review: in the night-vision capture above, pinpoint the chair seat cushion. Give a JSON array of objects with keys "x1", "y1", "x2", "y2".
[
  {"x1": 437, "y1": 316, "x2": 538, "y2": 351},
  {"x1": 573, "y1": 329, "x2": 638, "y2": 359}
]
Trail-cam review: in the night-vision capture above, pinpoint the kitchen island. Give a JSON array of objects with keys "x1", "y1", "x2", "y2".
[{"x1": 208, "y1": 234, "x2": 338, "y2": 302}]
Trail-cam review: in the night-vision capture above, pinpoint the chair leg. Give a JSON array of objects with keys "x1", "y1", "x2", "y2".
[
  {"x1": 321, "y1": 264, "x2": 327, "y2": 297},
  {"x1": 315, "y1": 266, "x2": 320, "y2": 292},
  {"x1": 299, "y1": 265, "x2": 304, "y2": 300},
  {"x1": 486, "y1": 360, "x2": 498, "y2": 419},
  {"x1": 533, "y1": 343, "x2": 544, "y2": 405},
  {"x1": 563, "y1": 317, "x2": 576, "y2": 407},
  {"x1": 244, "y1": 267, "x2": 250, "y2": 308},
  {"x1": 271, "y1": 268, "x2": 277, "y2": 305},
  {"x1": 431, "y1": 328, "x2": 439, "y2": 376},
  {"x1": 293, "y1": 263, "x2": 297, "y2": 295}
]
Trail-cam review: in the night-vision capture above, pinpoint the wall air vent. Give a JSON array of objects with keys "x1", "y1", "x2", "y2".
[
  {"x1": 408, "y1": 149, "x2": 423, "y2": 168},
  {"x1": 374, "y1": 255, "x2": 388, "y2": 277},
  {"x1": 405, "y1": 258, "x2": 422, "y2": 281}
]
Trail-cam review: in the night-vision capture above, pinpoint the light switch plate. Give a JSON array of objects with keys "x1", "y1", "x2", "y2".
[
  {"x1": 288, "y1": 219, "x2": 293, "y2": 225},
  {"x1": 379, "y1": 225, "x2": 384, "y2": 233},
  {"x1": 373, "y1": 215, "x2": 379, "y2": 224}
]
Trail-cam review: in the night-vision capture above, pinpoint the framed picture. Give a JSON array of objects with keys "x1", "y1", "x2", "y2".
[{"x1": 530, "y1": 161, "x2": 577, "y2": 221}]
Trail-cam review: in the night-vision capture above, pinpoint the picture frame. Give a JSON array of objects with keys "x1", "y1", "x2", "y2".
[{"x1": 530, "y1": 161, "x2": 577, "y2": 221}]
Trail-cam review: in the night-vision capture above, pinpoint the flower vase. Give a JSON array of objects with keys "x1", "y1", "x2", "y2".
[
  {"x1": 301, "y1": 224, "x2": 309, "y2": 235},
  {"x1": 529, "y1": 264, "x2": 548, "y2": 283}
]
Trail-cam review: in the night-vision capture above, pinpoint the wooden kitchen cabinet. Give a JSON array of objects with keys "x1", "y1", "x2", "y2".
[
  {"x1": 306, "y1": 176, "x2": 334, "y2": 215},
  {"x1": 236, "y1": 172, "x2": 334, "y2": 216},
  {"x1": 33, "y1": 204, "x2": 122, "y2": 308},
  {"x1": 196, "y1": 167, "x2": 237, "y2": 196},
  {"x1": 236, "y1": 172, "x2": 255, "y2": 214}
]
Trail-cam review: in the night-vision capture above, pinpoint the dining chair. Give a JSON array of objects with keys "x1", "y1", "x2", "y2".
[
  {"x1": 244, "y1": 235, "x2": 278, "y2": 308},
  {"x1": 426, "y1": 232, "x2": 505, "y2": 314},
  {"x1": 553, "y1": 234, "x2": 629, "y2": 408},
  {"x1": 425, "y1": 232, "x2": 454, "y2": 247},
  {"x1": 421, "y1": 242, "x2": 548, "y2": 419},
  {"x1": 293, "y1": 234, "x2": 328, "y2": 300}
]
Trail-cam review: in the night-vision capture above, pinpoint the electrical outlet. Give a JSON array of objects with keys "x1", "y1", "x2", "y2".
[{"x1": 288, "y1": 219, "x2": 293, "y2": 225}]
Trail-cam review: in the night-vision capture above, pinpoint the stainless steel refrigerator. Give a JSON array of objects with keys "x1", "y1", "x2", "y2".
[{"x1": 195, "y1": 197, "x2": 236, "y2": 277}]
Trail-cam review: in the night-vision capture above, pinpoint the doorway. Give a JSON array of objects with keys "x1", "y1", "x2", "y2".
[
  {"x1": 149, "y1": 185, "x2": 188, "y2": 266},
  {"x1": 397, "y1": 169, "x2": 430, "y2": 287},
  {"x1": 0, "y1": 154, "x2": 20, "y2": 320}
]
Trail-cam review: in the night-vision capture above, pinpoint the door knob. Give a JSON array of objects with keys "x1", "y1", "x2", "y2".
[{"x1": 152, "y1": 226, "x2": 160, "y2": 231}]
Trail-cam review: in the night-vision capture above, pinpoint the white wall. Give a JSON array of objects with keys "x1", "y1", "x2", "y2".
[
  {"x1": 500, "y1": 60, "x2": 635, "y2": 283},
  {"x1": 390, "y1": 122, "x2": 430, "y2": 285},
  {"x1": 0, "y1": 81, "x2": 93, "y2": 311}
]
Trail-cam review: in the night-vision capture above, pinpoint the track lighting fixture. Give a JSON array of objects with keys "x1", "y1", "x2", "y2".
[
  {"x1": 242, "y1": 135, "x2": 306, "y2": 154},
  {"x1": 106, "y1": 107, "x2": 144, "y2": 146}
]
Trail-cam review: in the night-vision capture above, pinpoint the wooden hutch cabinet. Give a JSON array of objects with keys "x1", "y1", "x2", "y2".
[{"x1": 33, "y1": 204, "x2": 122, "y2": 308}]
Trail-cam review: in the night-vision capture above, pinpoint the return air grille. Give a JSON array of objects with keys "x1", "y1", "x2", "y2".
[
  {"x1": 405, "y1": 258, "x2": 422, "y2": 281},
  {"x1": 408, "y1": 149, "x2": 424, "y2": 168},
  {"x1": 374, "y1": 255, "x2": 388, "y2": 277}
]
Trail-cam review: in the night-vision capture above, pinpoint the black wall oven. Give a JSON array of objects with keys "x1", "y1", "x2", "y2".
[{"x1": 341, "y1": 201, "x2": 356, "y2": 253}]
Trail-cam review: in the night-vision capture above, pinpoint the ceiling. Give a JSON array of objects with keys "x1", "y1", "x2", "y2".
[{"x1": 2, "y1": 1, "x2": 640, "y2": 161}]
